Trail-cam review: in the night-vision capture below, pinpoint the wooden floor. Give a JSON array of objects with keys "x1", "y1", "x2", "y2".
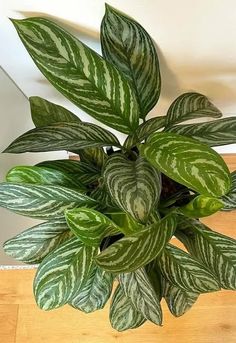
[{"x1": 0, "y1": 155, "x2": 236, "y2": 343}]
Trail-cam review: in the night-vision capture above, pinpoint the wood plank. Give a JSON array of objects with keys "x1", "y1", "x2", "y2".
[{"x1": 0, "y1": 305, "x2": 18, "y2": 343}]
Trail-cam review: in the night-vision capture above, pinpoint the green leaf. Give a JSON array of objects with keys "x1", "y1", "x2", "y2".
[
  {"x1": 90, "y1": 180, "x2": 118, "y2": 209},
  {"x1": 69, "y1": 266, "x2": 113, "y2": 313},
  {"x1": 109, "y1": 284, "x2": 146, "y2": 331},
  {"x1": 104, "y1": 155, "x2": 161, "y2": 223},
  {"x1": 3, "y1": 219, "x2": 72, "y2": 264},
  {"x1": 162, "y1": 278, "x2": 199, "y2": 317},
  {"x1": 176, "y1": 218, "x2": 236, "y2": 290},
  {"x1": 0, "y1": 182, "x2": 97, "y2": 219},
  {"x1": 34, "y1": 237, "x2": 97, "y2": 310},
  {"x1": 140, "y1": 132, "x2": 231, "y2": 197},
  {"x1": 3, "y1": 122, "x2": 120, "y2": 154},
  {"x1": 37, "y1": 159, "x2": 100, "y2": 186},
  {"x1": 110, "y1": 211, "x2": 144, "y2": 235},
  {"x1": 30, "y1": 96, "x2": 80, "y2": 127},
  {"x1": 221, "y1": 171, "x2": 236, "y2": 211},
  {"x1": 165, "y1": 92, "x2": 222, "y2": 128},
  {"x1": 101, "y1": 4, "x2": 161, "y2": 118},
  {"x1": 157, "y1": 243, "x2": 220, "y2": 293},
  {"x1": 65, "y1": 207, "x2": 120, "y2": 246},
  {"x1": 6, "y1": 166, "x2": 86, "y2": 191},
  {"x1": 178, "y1": 195, "x2": 223, "y2": 218},
  {"x1": 95, "y1": 214, "x2": 176, "y2": 273},
  {"x1": 167, "y1": 117, "x2": 236, "y2": 147},
  {"x1": 124, "y1": 116, "x2": 165, "y2": 149},
  {"x1": 145, "y1": 261, "x2": 162, "y2": 301},
  {"x1": 11, "y1": 17, "x2": 139, "y2": 134},
  {"x1": 119, "y1": 268, "x2": 162, "y2": 325},
  {"x1": 77, "y1": 147, "x2": 108, "y2": 170}
]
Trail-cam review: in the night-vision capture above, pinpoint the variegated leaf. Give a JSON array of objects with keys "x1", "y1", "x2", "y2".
[
  {"x1": 168, "y1": 117, "x2": 236, "y2": 146},
  {"x1": 11, "y1": 17, "x2": 139, "y2": 134},
  {"x1": 0, "y1": 183, "x2": 97, "y2": 219},
  {"x1": 34, "y1": 237, "x2": 98, "y2": 310},
  {"x1": 37, "y1": 159, "x2": 100, "y2": 186},
  {"x1": 124, "y1": 116, "x2": 165, "y2": 149},
  {"x1": 222, "y1": 171, "x2": 236, "y2": 211},
  {"x1": 178, "y1": 195, "x2": 223, "y2": 218},
  {"x1": 176, "y1": 218, "x2": 236, "y2": 290},
  {"x1": 145, "y1": 261, "x2": 162, "y2": 301},
  {"x1": 140, "y1": 132, "x2": 231, "y2": 197},
  {"x1": 69, "y1": 266, "x2": 113, "y2": 313},
  {"x1": 162, "y1": 278, "x2": 199, "y2": 317},
  {"x1": 3, "y1": 219, "x2": 72, "y2": 264},
  {"x1": 119, "y1": 268, "x2": 162, "y2": 325},
  {"x1": 109, "y1": 284, "x2": 146, "y2": 331},
  {"x1": 3, "y1": 122, "x2": 120, "y2": 154},
  {"x1": 101, "y1": 4, "x2": 161, "y2": 118},
  {"x1": 95, "y1": 214, "x2": 176, "y2": 273},
  {"x1": 90, "y1": 181, "x2": 118, "y2": 209},
  {"x1": 109, "y1": 211, "x2": 144, "y2": 235},
  {"x1": 30, "y1": 96, "x2": 80, "y2": 127},
  {"x1": 77, "y1": 147, "x2": 108, "y2": 170},
  {"x1": 104, "y1": 155, "x2": 161, "y2": 223},
  {"x1": 165, "y1": 92, "x2": 222, "y2": 127},
  {"x1": 65, "y1": 207, "x2": 120, "y2": 246},
  {"x1": 6, "y1": 166, "x2": 86, "y2": 191},
  {"x1": 157, "y1": 244, "x2": 220, "y2": 293}
]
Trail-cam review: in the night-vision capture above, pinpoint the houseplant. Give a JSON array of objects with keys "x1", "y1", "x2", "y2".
[{"x1": 1, "y1": 3, "x2": 236, "y2": 331}]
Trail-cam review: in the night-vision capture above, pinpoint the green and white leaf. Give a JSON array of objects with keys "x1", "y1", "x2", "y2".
[
  {"x1": 165, "y1": 92, "x2": 222, "y2": 127},
  {"x1": 157, "y1": 243, "x2": 220, "y2": 293},
  {"x1": 104, "y1": 154, "x2": 161, "y2": 223},
  {"x1": 167, "y1": 117, "x2": 236, "y2": 147},
  {"x1": 11, "y1": 17, "x2": 139, "y2": 134},
  {"x1": 119, "y1": 268, "x2": 162, "y2": 325},
  {"x1": 178, "y1": 195, "x2": 223, "y2": 218},
  {"x1": 95, "y1": 214, "x2": 176, "y2": 273},
  {"x1": 34, "y1": 237, "x2": 97, "y2": 310},
  {"x1": 109, "y1": 284, "x2": 146, "y2": 331},
  {"x1": 162, "y1": 278, "x2": 199, "y2": 317},
  {"x1": 101, "y1": 4, "x2": 161, "y2": 118},
  {"x1": 145, "y1": 261, "x2": 162, "y2": 301},
  {"x1": 4, "y1": 122, "x2": 120, "y2": 154},
  {"x1": 30, "y1": 96, "x2": 80, "y2": 127},
  {"x1": 6, "y1": 166, "x2": 86, "y2": 191},
  {"x1": 221, "y1": 171, "x2": 236, "y2": 211},
  {"x1": 65, "y1": 207, "x2": 120, "y2": 246},
  {"x1": 69, "y1": 266, "x2": 113, "y2": 313},
  {"x1": 37, "y1": 159, "x2": 100, "y2": 186},
  {"x1": 176, "y1": 218, "x2": 236, "y2": 290},
  {"x1": 109, "y1": 211, "x2": 144, "y2": 235},
  {"x1": 0, "y1": 182, "x2": 97, "y2": 219},
  {"x1": 90, "y1": 181, "x2": 118, "y2": 209},
  {"x1": 140, "y1": 132, "x2": 231, "y2": 197},
  {"x1": 3, "y1": 219, "x2": 72, "y2": 264},
  {"x1": 124, "y1": 116, "x2": 165, "y2": 149},
  {"x1": 77, "y1": 147, "x2": 108, "y2": 170}
]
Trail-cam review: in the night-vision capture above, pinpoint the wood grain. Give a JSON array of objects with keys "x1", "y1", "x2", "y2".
[{"x1": 0, "y1": 154, "x2": 235, "y2": 342}]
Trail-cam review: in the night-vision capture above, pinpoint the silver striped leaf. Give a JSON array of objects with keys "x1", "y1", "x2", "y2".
[
  {"x1": 30, "y1": 96, "x2": 81, "y2": 127},
  {"x1": 222, "y1": 171, "x2": 236, "y2": 211},
  {"x1": 0, "y1": 183, "x2": 97, "y2": 219},
  {"x1": 167, "y1": 117, "x2": 236, "y2": 147},
  {"x1": 124, "y1": 116, "x2": 166, "y2": 149},
  {"x1": 3, "y1": 122, "x2": 121, "y2": 154},
  {"x1": 140, "y1": 132, "x2": 231, "y2": 197},
  {"x1": 37, "y1": 159, "x2": 100, "y2": 186},
  {"x1": 109, "y1": 211, "x2": 144, "y2": 235},
  {"x1": 145, "y1": 261, "x2": 162, "y2": 301},
  {"x1": 109, "y1": 284, "x2": 146, "y2": 331},
  {"x1": 90, "y1": 181, "x2": 118, "y2": 209},
  {"x1": 104, "y1": 155, "x2": 161, "y2": 223},
  {"x1": 34, "y1": 237, "x2": 98, "y2": 310},
  {"x1": 178, "y1": 195, "x2": 223, "y2": 218},
  {"x1": 101, "y1": 4, "x2": 161, "y2": 118},
  {"x1": 119, "y1": 268, "x2": 162, "y2": 325},
  {"x1": 157, "y1": 243, "x2": 220, "y2": 293},
  {"x1": 65, "y1": 207, "x2": 120, "y2": 246},
  {"x1": 69, "y1": 266, "x2": 114, "y2": 313},
  {"x1": 77, "y1": 147, "x2": 108, "y2": 170},
  {"x1": 162, "y1": 278, "x2": 199, "y2": 317},
  {"x1": 95, "y1": 214, "x2": 176, "y2": 273},
  {"x1": 6, "y1": 166, "x2": 86, "y2": 191},
  {"x1": 176, "y1": 218, "x2": 236, "y2": 290},
  {"x1": 165, "y1": 92, "x2": 222, "y2": 127},
  {"x1": 3, "y1": 219, "x2": 72, "y2": 264},
  {"x1": 11, "y1": 18, "x2": 139, "y2": 134}
]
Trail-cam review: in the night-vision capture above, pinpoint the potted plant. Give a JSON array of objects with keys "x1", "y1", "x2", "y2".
[{"x1": 1, "y1": 4, "x2": 236, "y2": 332}]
